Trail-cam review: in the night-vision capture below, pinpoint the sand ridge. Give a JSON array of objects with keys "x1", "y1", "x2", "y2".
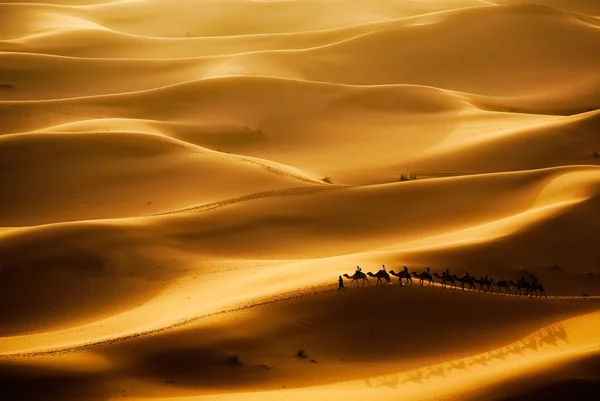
[{"x1": 1, "y1": 0, "x2": 600, "y2": 400}]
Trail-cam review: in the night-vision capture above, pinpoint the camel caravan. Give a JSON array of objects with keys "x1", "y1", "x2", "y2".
[{"x1": 339, "y1": 265, "x2": 547, "y2": 297}]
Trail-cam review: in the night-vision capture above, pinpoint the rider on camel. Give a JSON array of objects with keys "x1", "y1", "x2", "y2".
[{"x1": 380, "y1": 265, "x2": 386, "y2": 273}]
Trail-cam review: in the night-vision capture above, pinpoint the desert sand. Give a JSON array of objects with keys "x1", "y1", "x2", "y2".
[{"x1": 1, "y1": 0, "x2": 600, "y2": 400}]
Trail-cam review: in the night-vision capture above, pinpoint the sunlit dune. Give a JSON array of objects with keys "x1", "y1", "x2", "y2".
[{"x1": 1, "y1": 0, "x2": 599, "y2": 400}]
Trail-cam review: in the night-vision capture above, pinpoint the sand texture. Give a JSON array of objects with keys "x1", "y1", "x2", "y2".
[{"x1": 1, "y1": 0, "x2": 600, "y2": 400}]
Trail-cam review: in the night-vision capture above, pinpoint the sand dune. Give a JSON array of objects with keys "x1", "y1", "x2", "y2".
[
  {"x1": 0, "y1": 129, "x2": 323, "y2": 226},
  {"x1": 0, "y1": 0, "x2": 495, "y2": 39},
  {"x1": 1, "y1": 166, "x2": 599, "y2": 341},
  {"x1": 1, "y1": 0, "x2": 599, "y2": 400},
  {"x1": 2, "y1": 4, "x2": 599, "y2": 104}
]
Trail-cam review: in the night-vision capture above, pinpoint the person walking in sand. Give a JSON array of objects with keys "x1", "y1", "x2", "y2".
[{"x1": 338, "y1": 275, "x2": 345, "y2": 290}]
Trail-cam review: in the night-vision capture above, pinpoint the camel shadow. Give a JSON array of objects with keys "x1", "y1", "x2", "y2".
[
  {"x1": 425, "y1": 364, "x2": 446, "y2": 379},
  {"x1": 537, "y1": 323, "x2": 569, "y2": 347},
  {"x1": 448, "y1": 360, "x2": 469, "y2": 372},
  {"x1": 365, "y1": 374, "x2": 401, "y2": 389},
  {"x1": 520, "y1": 336, "x2": 541, "y2": 352},
  {"x1": 403, "y1": 370, "x2": 425, "y2": 384},
  {"x1": 487, "y1": 349, "x2": 509, "y2": 362},
  {"x1": 469, "y1": 355, "x2": 489, "y2": 367},
  {"x1": 508, "y1": 343, "x2": 525, "y2": 356}
]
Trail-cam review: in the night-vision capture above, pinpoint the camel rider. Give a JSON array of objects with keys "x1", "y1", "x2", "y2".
[
  {"x1": 465, "y1": 270, "x2": 471, "y2": 278},
  {"x1": 500, "y1": 274, "x2": 506, "y2": 281},
  {"x1": 403, "y1": 266, "x2": 409, "y2": 274},
  {"x1": 380, "y1": 265, "x2": 386, "y2": 273},
  {"x1": 483, "y1": 273, "x2": 489, "y2": 280},
  {"x1": 424, "y1": 266, "x2": 431, "y2": 275},
  {"x1": 519, "y1": 274, "x2": 526, "y2": 283},
  {"x1": 445, "y1": 268, "x2": 451, "y2": 277},
  {"x1": 356, "y1": 266, "x2": 362, "y2": 274}
]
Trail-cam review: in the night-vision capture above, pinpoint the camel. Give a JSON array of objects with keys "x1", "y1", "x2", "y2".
[
  {"x1": 389, "y1": 269, "x2": 412, "y2": 285},
  {"x1": 367, "y1": 271, "x2": 391, "y2": 286},
  {"x1": 433, "y1": 272, "x2": 456, "y2": 289},
  {"x1": 455, "y1": 275, "x2": 476, "y2": 291},
  {"x1": 509, "y1": 280, "x2": 531, "y2": 296},
  {"x1": 529, "y1": 281, "x2": 547, "y2": 297},
  {"x1": 343, "y1": 272, "x2": 369, "y2": 287},
  {"x1": 475, "y1": 277, "x2": 494, "y2": 292},
  {"x1": 495, "y1": 279, "x2": 511, "y2": 294},
  {"x1": 412, "y1": 271, "x2": 434, "y2": 286}
]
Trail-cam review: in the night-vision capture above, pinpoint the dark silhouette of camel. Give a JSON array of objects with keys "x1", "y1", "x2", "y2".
[
  {"x1": 510, "y1": 280, "x2": 531, "y2": 296},
  {"x1": 367, "y1": 271, "x2": 391, "y2": 286},
  {"x1": 475, "y1": 277, "x2": 494, "y2": 292},
  {"x1": 495, "y1": 279, "x2": 511, "y2": 294},
  {"x1": 529, "y1": 281, "x2": 547, "y2": 297},
  {"x1": 343, "y1": 272, "x2": 369, "y2": 287},
  {"x1": 455, "y1": 275, "x2": 476, "y2": 291},
  {"x1": 389, "y1": 269, "x2": 412, "y2": 285},
  {"x1": 412, "y1": 271, "x2": 434, "y2": 286},
  {"x1": 433, "y1": 272, "x2": 456, "y2": 288}
]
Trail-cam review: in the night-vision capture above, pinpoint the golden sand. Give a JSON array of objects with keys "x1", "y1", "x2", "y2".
[{"x1": 1, "y1": 1, "x2": 599, "y2": 400}]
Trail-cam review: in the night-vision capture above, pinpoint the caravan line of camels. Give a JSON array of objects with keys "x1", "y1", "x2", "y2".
[{"x1": 342, "y1": 266, "x2": 547, "y2": 297}]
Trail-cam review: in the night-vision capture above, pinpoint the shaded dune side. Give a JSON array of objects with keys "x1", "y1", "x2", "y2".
[
  {"x1": 1, "y1": 166, "x2": 599, "y2": 336},
  {"x1": 463, "y1": 351, "x2": 600, "y2": 401},
  {"x1": 0, "y1": 130, "x2": 323, "y2": 226},
  {"x1": 369, "y1": 191, "x2": 600, "y2": 295},
  {"x1": 85, "y1": 289, "x2": 600, "y2": 393},
  {"x1": 0, "y1": 220, "x2": 190, "y2": 337},
  {"x1": 143, "y1": 166, "x2": 600, "y2": 260},
  {"x1": 400, "y1": 110, "x2": 600, "y2": 175},
  {"x1": 0, "y1": 289, "x2": 596, "y2": 401}
]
